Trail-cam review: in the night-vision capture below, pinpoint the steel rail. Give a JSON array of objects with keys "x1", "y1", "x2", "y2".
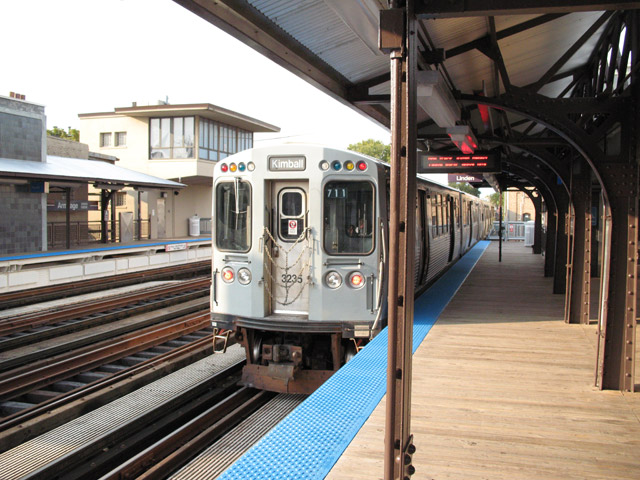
[
  {"x1": 0, "y1": 333, "x2": 235, "y2": 452},
  {"x1": 0, "y1": 298, "x2": 209, "y2": 373},
  {"x1": 0, "y1": 260, "x2": 211, "y2": 310},
  {"x1": 101, "y1": 388, "x2": 271, "y2": 480},
  {"x1": 0, "y1": 277, "x2": 210, "y2": 336},
  {"x1": 0, "y1": 311, "x2": 210, "y2": 401},
  {"x1": 12, "y1": 364, "x2": 244, "y2": 480}
]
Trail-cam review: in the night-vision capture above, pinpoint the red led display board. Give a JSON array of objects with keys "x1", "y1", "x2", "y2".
[{"x1": 418, "y1": 152, "x2": 500, "y2": 173}]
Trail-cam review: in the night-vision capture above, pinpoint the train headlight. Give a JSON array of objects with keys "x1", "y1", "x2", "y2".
[
  {"x1": 348, "y1": 272, "x2": 365, "y2": 289},
  {"x1": 221, "y1": 267, "x2": 235, "y2": 283},
  {"x1": 319, "y1": 161, "x2": 330, "y2": 171},
  {"x1": 325, "y1": 271, "x2": 343, "y2": 289},
  {"x1": 237, "y1": 267, "x2": 252, "y2": 285},
  {"x1": 247, "y1": 162, "x2": 255, "y2": 171}
]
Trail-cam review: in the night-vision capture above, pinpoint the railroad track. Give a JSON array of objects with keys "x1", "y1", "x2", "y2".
[
  {"x1": 0, "y1": 323, "x2": 232, "y2": 452},
  {"x1": 0, "y1": 348, "x2": 247, "y2": 480},
  {"x1": 0, "y1": 260, "x2": 211, "y2": 311},
  {"x1": 0, "y1": 277, "x2": 210, "y2": 353},
  {"x1": 0, "y1": 311, "x2": 212, "y2": 407}
]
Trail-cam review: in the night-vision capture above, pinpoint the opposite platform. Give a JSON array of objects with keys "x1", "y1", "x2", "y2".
[{"x1": 327, "y1": 241, "x2": 640, "y2": 480}]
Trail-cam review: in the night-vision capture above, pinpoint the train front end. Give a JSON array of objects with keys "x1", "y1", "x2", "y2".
[{"x1": 211, "y1": 145, "x2": 386, "y2": 393}]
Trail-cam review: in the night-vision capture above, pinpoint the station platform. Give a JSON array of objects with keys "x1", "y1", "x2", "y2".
[
  {"x1": 0, "y1": 237, "x2": 212, "y2": 294},
  {"x1": 216, "y1": 241, "x2": 640, "y2": 480}
]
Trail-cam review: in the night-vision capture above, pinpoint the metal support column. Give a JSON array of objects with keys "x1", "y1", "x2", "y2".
[
  {"x1": 110, "y1": 190, "x2": 117, "y2": 242},
  {"x1": 598, "y1": 163, "x2": 638, "y2": 392},
  {"x1": 566, "y1": 159, "x2": 592, "y2": 324},
  {"x1": 137, "y1": 190, "x2": 143, "y2": 240},
  {"x1": 554, "y1": 200, "x2": 570, "y2": 294},
  {"x1": 100, "y1": 190, "x2": 109, "y2": 244},
  {"x1": 545, "y1": 206, "x2": 557, "y2": 277},
  {"x1": 381, "y1": 2, "x2": 418, "y2": 478},
  {"x1": 498, "y1": 190, "x2": 503, "y2": 262},
  {"x1": 532, "y1": 193, "x2": 542, "y2": 254},
  {"x1": 65, "y1": 187, "x2": 71, "y2": 250}
]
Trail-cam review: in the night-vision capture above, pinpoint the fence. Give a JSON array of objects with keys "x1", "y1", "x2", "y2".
[
  {"x1": 47, "y1": 220, "x2": 150, "y2": 249},
  {"x1": 487, "y1": 221, "x2": 527, "y2": 241}
]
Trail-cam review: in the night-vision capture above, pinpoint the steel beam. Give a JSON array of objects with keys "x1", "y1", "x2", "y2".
[
  {"x1": 383, "y1": 2, "x2": 418, "y2": 478},
  {"x1": 417, "y1": 1, "x2": 640, "y2": 18},
  {"x1": 598, "y1": 163, "x2": 638, "y2": 391},
  {"x1": 566, "y1": 158, "x2": 593, "y2": 324}
]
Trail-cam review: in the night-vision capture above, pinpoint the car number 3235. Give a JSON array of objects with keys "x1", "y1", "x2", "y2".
[{"x1": 281, "y1": 274, "x2": 303, "y2": 284}]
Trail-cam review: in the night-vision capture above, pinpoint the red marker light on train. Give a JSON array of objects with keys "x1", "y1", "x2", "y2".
[
  {"x1": 220, "y1": 164, "x2": 228, "y2": 173},
  {"x1": 357, "y1": 161, "x2": 367, "y2": 171},
  {"x1": 221, "y1": 267, "x2": 235, "y2": 283},
  {"x1": 348, "y1": 272, "x2": 365, "y2": 289}
]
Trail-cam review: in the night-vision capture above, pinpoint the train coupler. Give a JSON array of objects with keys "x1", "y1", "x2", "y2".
[{"x1": 213, "y1": 328, "x2": 231, "y2": 354}]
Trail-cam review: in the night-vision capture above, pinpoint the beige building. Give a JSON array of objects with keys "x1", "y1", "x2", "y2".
[
  {"x1": 79, "y1": 102, "x2": 279, "y2": 238},
  {"x1": 503, "y1": 189, "x2": 536, "y2": 222}
]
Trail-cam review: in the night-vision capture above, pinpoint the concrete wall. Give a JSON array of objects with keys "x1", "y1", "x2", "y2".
[
  {"x1": 0, "y1": 96, "x2": 46, "y2": 162},
  {"x1": 0, "y1": 96, "x2": 47, "y2": 254},
  {"x1": 0, "y1": 184, "x2": 43, "y2": 254},
  {"x1": 47, "y1": 136, "x2": 89, "y2": 159}
]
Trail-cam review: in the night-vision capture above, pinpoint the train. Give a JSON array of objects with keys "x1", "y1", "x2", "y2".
[{"x1": 210, "y1": 144, "x2": 493, "y2": 393}]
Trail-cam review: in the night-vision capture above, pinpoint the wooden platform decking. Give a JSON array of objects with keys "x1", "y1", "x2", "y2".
[{"x1": 327, "y1": 241, "x2": 640, "y2": 480}]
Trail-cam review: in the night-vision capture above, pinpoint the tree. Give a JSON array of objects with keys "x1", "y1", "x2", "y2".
[
  {"x1": 47, "y1": 126, "x2": 80, "y2": 142},
  {"x1": 348, "y1": 139, "x2": 390, "y2": 163},
  {"x1": 488, "y1": 192, "x2": 502, "y2": 207},
  {"x1": 449, "y1": 182, "x2": 480, "y2": 197}
]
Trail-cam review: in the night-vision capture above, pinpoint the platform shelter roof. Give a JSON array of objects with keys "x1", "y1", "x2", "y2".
[{"x1": 0, "y1": 155, "x2": 185, "y2": 190}]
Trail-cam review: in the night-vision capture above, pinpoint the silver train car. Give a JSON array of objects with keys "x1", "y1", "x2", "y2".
[{"x1": 210, "y1": 144, "x2": 492, "y2": 393}]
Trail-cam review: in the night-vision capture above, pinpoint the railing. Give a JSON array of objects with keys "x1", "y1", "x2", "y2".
[
  {"x1": 47, "y1": 220, "x2": 150, "y2": 249},
  {"x1": 200, "y1": 217, "x2": 212, "y2": 235},
  {"x1": 487, "y1": 221, "x2": 527, "y2": 241}
]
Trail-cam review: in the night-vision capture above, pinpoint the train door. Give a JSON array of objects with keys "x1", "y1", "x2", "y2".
[
  {"x1": 448, "y1": 196, "x2": 455, "y2": 262},
  {"x1": 419, "y1": 190, "x2": 430, "y2": 281},
  {"x1": 266, "y1": 181, "x2": 311, "y2": 315},
  {"x1": 468, "y1": 202, "x2": 474, "y2": 246}
]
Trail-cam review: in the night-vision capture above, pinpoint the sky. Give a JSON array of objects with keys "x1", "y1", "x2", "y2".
[{"x1": 1, "y1": 0, "x2": 391, "y2": 150}]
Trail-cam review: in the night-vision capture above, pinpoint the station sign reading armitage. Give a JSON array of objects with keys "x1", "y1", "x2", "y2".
[{"x1": 268, "y1": 156, "x2": 306, "y2": 171}]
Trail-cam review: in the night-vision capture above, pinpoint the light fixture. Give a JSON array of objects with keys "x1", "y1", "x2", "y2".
[
  {"x1": 417, "y1": 70, "x2": 461, "y2": 128},
  {"x1": 446, "y1": 125, "x2": 478, "y2": 154},
  {"x1": 325, "y1": 0, "x2": 383, "y2": 56}
]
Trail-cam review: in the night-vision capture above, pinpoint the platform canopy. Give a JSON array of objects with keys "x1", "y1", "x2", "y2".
[
  {"x1": 173, "y1": 0, "x2": 640, "y2": 189},
  {"x1": 0, "y1": 155, "x2": 185, "y2": 190}
]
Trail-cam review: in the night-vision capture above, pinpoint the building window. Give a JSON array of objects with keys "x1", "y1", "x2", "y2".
[
  {"x1": 149, "y1": 117, "x2": 194, "y2": 159},
  {"x1": 198, "y1": 118, "x2": 253, "y2": 161},
  {"x1": 115, "y1": 132, "x2": 127, "y2": 147},
  {"x1": 116, "y1": 192, "x2": 127, "y2": 207},
  {"x1": 100, "y1": 132, "x2": 112, "y2": 147}
]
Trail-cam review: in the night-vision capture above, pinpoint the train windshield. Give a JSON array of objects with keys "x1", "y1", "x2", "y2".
[
  {"x1": 215, "y1": 179, "x2": 251, "y2": 252},
  {"x1": 323, "y1": 181, "x2": 374, "y2": 255}
]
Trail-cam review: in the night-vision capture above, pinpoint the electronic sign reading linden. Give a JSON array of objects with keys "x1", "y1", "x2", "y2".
[{"x1": 418, "y1": 152, "x2": 500, "y2": 174}]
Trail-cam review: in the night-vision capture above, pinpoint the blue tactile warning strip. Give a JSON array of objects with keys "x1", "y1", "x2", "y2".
[
  {"x1": 0, "y1": 238, "x2": 212, "y2": 261},
  {"x1": 217, "y1": 240, "x2": 490, "y2": 480}
]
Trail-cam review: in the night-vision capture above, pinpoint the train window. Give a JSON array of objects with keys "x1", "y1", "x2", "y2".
[
  {"x1": 278, "y1": 188, "x2": 306, "y2": 242},
  {"x1": 323, "y1": 181, "x2": 374, "y2": 255},
  {"x1": 430, "y1": 196, "x2": 438, "y2": 237},
  {"x1": 215, "y1": 180, "x2": 251, "y2": 252}
]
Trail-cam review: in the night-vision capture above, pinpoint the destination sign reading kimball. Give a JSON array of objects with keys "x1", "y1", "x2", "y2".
[
  {"x1": 418, "y1": 151, "x2": 500, "y2": 173},
  {"x1": 268, "y1": 156, "x2": 306, "y2": 171}
]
